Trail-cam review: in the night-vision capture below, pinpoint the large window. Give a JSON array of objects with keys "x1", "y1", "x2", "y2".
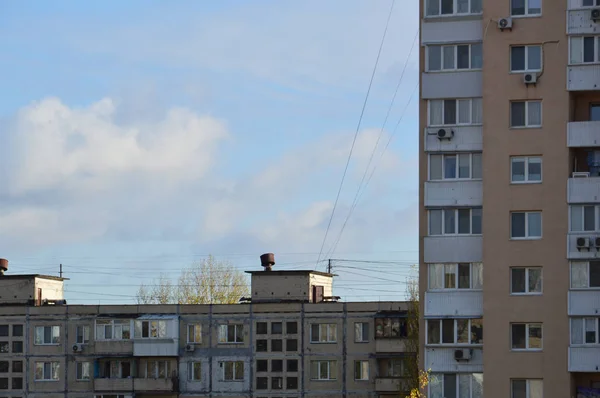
[
  {"x1": 570, "y1": 36, "x2": 600, "y2": 64},
  {"x1": 428, "y1": 98, "x2": 482, "y2": 126},
  {"x1": 510, "y1": 157, "x2": 542, "y2": 183},
  {"x1": 375, "y1": 317, "x2": 408, "y2": 339},
  {"x1": 510, "y1": 101, "x2": 542, "y2": 128},
  {"x1": 381, "y1": 358, "x2": 408, "y2": 377},
  {"x1": 511, "y1": 323, "x2": 543, "y2": 351},
  {"x1": 427, "y1": 43, "x2": 483, "y2": 71},
  {"x1": 511, "y1": 379, "x2": 543, "y2": 398},
  {"x1": 426, "y1": 319, "x2": 483, "y2": 345},
  {"x1": 218, "y1": 324, "x2": 244, "y2": 344},
  {"x1": 310, "y1": 324, "x2": 337, "y2": 343},
  {"x1": 96, "y1": 320, "x2": 131, "y2": 340},
  {"x1": 429, "y1": 373, "x2": 483, "y2": 398},
  {"x1": 429, "y1": 208, "x2": 482, "y2": 236},
  {"x1": 428, "y1": 263, "x2": 483, "y2": 290},
  {"x1": 510, "y1": 267, "x2": 542, "y2": 294},
  {"x1": 425, "y1": 0, "x2": 482, "y2": 16},
  {"x1": 34, "y1": 326, "x2": 60, "y2": 345},
  {"x1": 571, "y1": 318, "x2": 600, "y2": 344},
  {"x1": 511, "y1": 0, "x2": 541, "y2": 16},
  {"x1": 310, "y1": 360, "x2": 337, "y2": 380},
  {"x1": 429, "y1": 153, "x2": 482, "y2": 180},
  {"x1": 571, "y1": 261, "x2": 600, "y2": 288},
  {"x1": 35, "y1": 362, "x2": 59, "y2": 381},
  {"x1": 144, "y1": 360, "x2": 171, "y2": 378},
  {"x1": 510, "y1": 45, "x2": 542, "y2": 72},
  {"x1": 570, "y1": 205, "x2": 600, "y2": 232},
  {"x1": 511, "y1": 212, "x2": 542, "y2": 239},
  {"x1": 135, "y1": 320, "x2": 168, "y2": 339},
  {"x1": 584, "y1": 0, "x2": 600, "y2": 6}
]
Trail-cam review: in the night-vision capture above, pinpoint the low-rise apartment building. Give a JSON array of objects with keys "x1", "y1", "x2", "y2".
[{"x1": 0, "y1": 255, "x2": 413, "y2": 398}]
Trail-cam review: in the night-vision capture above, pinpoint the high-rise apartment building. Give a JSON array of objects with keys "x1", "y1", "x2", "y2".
[{"x1": 419, "y1": 0, "x2": 600, "y2": 397}]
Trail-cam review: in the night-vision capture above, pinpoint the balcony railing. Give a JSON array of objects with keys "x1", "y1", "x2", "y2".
[
  {"x1": 567, "y1": 121, "x2": 600, "y2": 147},
  {"x1": 94, "y1": 378, "x2": 133, "y2": 391},
  {"x1": 424, "y1": 347, "x2": 483, "y2": 373},
  {"x1": 424, "y1": 180, "x2": 482, "y2": 207},
  {"x1": 424, "y1": 236, "x2": 482, "y2": 263},
  {"x1": 424, "y1": 290, "x2": 483, "y2": 317},
  {"x1": 94, "y1": 340, "x2": 134, "y2": 355},
  {"x1": 569, "y1": 347, "x2": 600, "y2": 372},
  {"x1": 375, "y1": 377, "x2": 410, "y2": 393},
  {"x1": 375, "y1": 339, "x2": 408, "y2": 353},
  {"x1": 134, "y1": 377, "x2": 175, "y2": 392},
  {"x1": 568, "y1": 64, "x2": 600, "y2": 91},
  {"x1": 568, "y1": 177, "x2": 600, "y2": 203}
]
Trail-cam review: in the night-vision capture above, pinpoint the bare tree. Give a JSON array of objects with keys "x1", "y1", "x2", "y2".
[{"x1": 136, "y1": 255, "x2": 249, "y2": 304}]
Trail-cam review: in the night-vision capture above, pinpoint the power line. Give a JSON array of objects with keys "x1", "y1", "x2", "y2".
[{"x1": 315, "y1": 0, "x2": 397, "y2": 269}]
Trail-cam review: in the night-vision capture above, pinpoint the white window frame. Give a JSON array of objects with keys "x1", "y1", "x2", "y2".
[
  {"x1": 426, "y1": 318, "x2": 483, "y2": 345},
  {"x1": 135, "y1": 320, "x2": 168, "y2": 339},
  {"x1": 426, "y1": 43, "x2": 483, "y2": 72},
  {"x1": 144, "y1": 360, "x2": 170, "y2": 378},
  {"x1": 76, "y1": 325, "x2": 90, "y2": 344},
  {"x1": 510, "y1": 379, "x2": 543, "y2": 398},
  {"x1": 354, "y1": 322, "x2": 369, "y2": 343},
  {"x1": 427, "y1": 98, "x2": 483, "y2": 127},
  {"x1": 510, "y1": 0, "x2": 542, "y2": 17},
  {"x1": 569, "y1": 36, "x2": 600, "y2": 65},
  {"x1": 34, "y1": 326, "x2": 60, "y2": 345},
  {"x1": 582, "y1": 0, "x2": 600, "y2": 7},
  {"x1": 510, "y1": 267, "x2": 543, "y2": 295},
  {"x1": 429, "y1": 373, "x2": 484, "y2": 398},
  {"x1": 510, "y1": 101, "x2": 542, "y2": 128},
  {"x1": 188, "y1": 361, "x2": 202, "y2": 381},
  {"x1": 428, "y1": 208, "x2": 482, "y2": 236},
  {"x1": 220, "y1": 361, "x2": 244, "y2": 381},
  {"x1": 570, "y1": 205, "x2": 600, "y2": 232},
  {"x1": 511, "y1": 323, "x2": 543, "y2": 351},
  {"x1": 34, "y1": 361, "x2": 59, "y2": 381},
  {"x1": 354, "y1": 360, "x2": 369, "y2": 381},
  {"x1": 218, "y1": 324, "x2": 244, "y2": 344},
  {"x1": 310, "y1": 323, "x2": 337, "y2": 343},
  {"x1": 76, "y1": 362, "x2": 91, "y2": 381},
  {"x1": 570, "y1": 317, "x2": 600, "y2": 345},
  {"x1": 95, "y1": 319, "x2": 132, "y2": 341},
  {"x1": 187, "y1": 324, "x2": 202, "y2": 344},
  {"x1": 510, "y1": 211, "x2": 542, "y2": 240},
  {"x1": 428, "y1": 153, "x2": 483, "y2": 181},
  {"x1": 570, "y1": 261, "x2": 600, "y2": 289},
  {"x1": 510, "y1": 157, "x2": 542, "y2": 184},
  {"x1": 424, "y1": 0, "x2": 483, "y2": 17},
  {"x1": 510, "y1": 45, "x2": 543, "y2": 73},
  {"x1": 427, "y1": 263, "x2": 483, "y2": 290},
  {"x1": 310, "y1": 360, "x2": 337, "y2": 381}
]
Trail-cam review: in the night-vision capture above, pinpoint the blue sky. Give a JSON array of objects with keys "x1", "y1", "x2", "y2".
[{"x1": 0, "y1": 0, "x2": 420, "y2": 303}]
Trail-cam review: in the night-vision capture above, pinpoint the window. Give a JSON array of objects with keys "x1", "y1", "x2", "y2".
[
  {"x1": 256, "y1": 322, "x2": 268, "y2": 334},
  {"x1": 0, "y1": 362, "x2": 7, "y2": 373},
  {"x1": 256, "y1": 360, "x2": 268, "y2": 372},
  {"x1": 256, "y1": 340, "x2": 267, "y2": 352},
  {"x1": 511, "y1": 267, "x2": 542, "y2": 294},
  {"x1": 76, "y1": 325, "x2": 90, "y2": 344},
  {"x1": 354, "y1": 361, "x2": 369, "y2": 381},
  {"x1": 511, "y1": 157, "x2": 542, "y2": 183},
  {"x1": 135, "y1": 320, "x2": 167, "y2": 339},
  {"x1": 428, "y1": 263, "x2": 483, "y2": 290},
  {"x1": 187, "y1": 324, "x2": 201, "y2": 344},
  {"x1": 286, "y1": 338, "x2": 298, "y2": 351},
  {"x1": 34, "y1": 326, "x2": 60, "y2": 345},
  {"x1": 0, "y1": 343, "x2": 7, "y2": 354},
  {"x1": 310, "y1": 360, "x2": 337, "y2": 380},
  {"x1": 510, "y1": 101, "x2": 542, "y2": 128},
  {"x1": 584, "y1": 0, "x2": 600, "y2": 6},
  {"x1": 0, "y1": 378, "x2": 7, "y2": 389},
  {"x1": 95, "y1": 320, "x2": 131, "y2": 340},
  {"x1": 570, "y1": 36, "x2": 600, "y2": 64},
  {"x1": 429, "y1": 153, "x2": 482, "y2": 180},
  {"x1": 511, "y1": 46, "x2": 542, "y2": 72},
  {"x1": 425, "y1": 0, "x2": 482, "y2": 16},
  {"x1": 571, "y1": 205, "x2": 600, "y2": 232},
  {"x1": 287, "y1": 376, "x2": 298, "y2": 389},
  {"x1": 11, "y1": 342, "x2": 22, "y2": 353},
  {"x1": 271, "y1": 339, "x2": 283, "y2": 352},
  {"x1": 12, "y1": 377, "x2": 22, "y2": 390},
  {"x1": 218, "y1": 324, "x2": 244, "y2": 343},
  {"x1": 221, "y1": 361, "x2": 244, "y2": 381},
  {"x1": 511, "y1": 323, "x2": 543, "y2": 350},
  {"x1": 76, "y1": 362, "x2": 91, "y2": 381},
  {"x1": 271, "y1": 359, "x2": 283, "y2": 372},
  {"x1": 429, "y1": 373, "x2": 484, "y2": 398},
  {"x1": 188, "y1": 362, "x2": 201, "y2": 381},
  {"x1": 428, "y1": 99, "x2": 482, "y2": 126},
  {"x1": 272, "y1": 377, "x2": 283, "y2": 389},
  {"x1": 310, "y1": 324, "x2": 337, "y2": 343},
  {"x1": 144, "y1": 360, "x2": 170, "y2": 378},
  {"x1": 511, "y1": 379, "x2": 543, "y2": 398},
  {"x1": 0, "y1": 327, "x2": 7, "y2": 338},
  {"x1": 572, "y1": 261, "x2": 600, "y2": 288},
  {"x1": 12, "y1": 325, "x2": 23, "y2": 337},
  {"x1": 511, "y1": 0, "x2": 541, "y2": 16},
  {"x1": 355, "y1": 322, "x2": 369, "y2": 342},
  {"x1": 271, "y1": 322, "x2": 283, "y2": 334},
  {"x1": 427, "y1": 319, "x2": 483, "y2": 345},
  {"x1": 511, "y1": 212, "x2": 542, "y2": 239},
  {"x1": 12, "y1": 361, "x2": 22, "y2": 373},
  {"x1": 571, "y1": 318, "x2": 600, "y2": 344},
  {"x1": 375, "y1": 317, "x2": 408, "y2": 339},
  {"x1": 256, "y1": 377, "x2": 268, "y2": 389},
  {"x1": 286, "y1": 322, "x2": 298, "y2": 334},
  {"x1": 429, "y1": 208, "x2": 482, "y2": 236},
  {"x1": 34, "y1": 362, "x2": 59, "y2": 381},
  {"x1": 287, "y1": 359, "x2": 298, "y2": 372},
  {"x1": 381, "y1": 358, "x2": 408, "y2": 377},
  {"x1": 427, "y1": 43, "x2": 483, "y2": 71}
]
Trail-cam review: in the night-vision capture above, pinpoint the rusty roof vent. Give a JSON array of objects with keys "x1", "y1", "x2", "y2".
[
  {"x1": 0, "y1": 259, "x2": 8, "y2": 276},
  {"x1": 260, "y1": 253, "x2": 275, "y2": 271}
]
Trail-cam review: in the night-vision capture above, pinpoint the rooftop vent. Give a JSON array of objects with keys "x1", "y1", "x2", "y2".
[
  {"x1": 0, "y1": 259, "x2": 7, "y2": 276},
  {"x1": 260, "y1": 253, "x2": 275, "y2": 271}
]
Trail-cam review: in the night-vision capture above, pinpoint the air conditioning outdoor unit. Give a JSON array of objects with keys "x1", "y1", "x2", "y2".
[
  {"x1": 72, "y1": 344, "x2": 83, "y2": 353},
  {"x1": 573, "y1": 172, "x2": 591, "y2": 178},
  {"x1": 185, "y1": 344, "x2": 195, "y2": 352},
  {"x1": 577, "y1": 237, "x2": 591, "y2": 250},
  {"x1": 592, "y1": 8, "x2": 600, "y2": 21},
  {"x1": 454, "y1": 348, "x2": 472, "y2": 361},
  {"x1": 498, "y1": 17, "x2": 513, "y2": 30},
  {"x1": 437, "y1": 129, "x2": 454, "y2": 141},
  {"x1": 523, "y1": 73, "x2": 538, "y2": 85}
]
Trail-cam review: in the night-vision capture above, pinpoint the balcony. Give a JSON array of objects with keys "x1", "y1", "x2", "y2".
[
  {"x1": 569, "y1": 347, "x2": 600, "y2": 372},
  {"x1": 567, "y1": 8, "x2": 600, "y2": 35},
  {"x1": 95, "y1": 340, "x2": 134, "y2": 355},
  {"x1": 375, "y1": 377, "x2": 410, "y2": 393},
  {"x1": 424, "y1": 126, "x2": 482, "y2": 152},
  {"x1": 134, "y1": 378, "x2": 175, "y2": 392},
  {"x1": 421, "y1": 19, "x2": 482, "y2": 45},
  {"x1": 423, "y1": 236, "x2": 482, "y2": 263},
  {"x1": 569, "y1": 290, "x2": 600, "y2": 315},
  {"x1": 425, "y1": 347, "x2": 483, "y2": 373},
  {"x1": 422, "y1": 71, "x2": 482, "y2": 99},
  {"x1": 424, "y1": 290, "x2": 483, "y2": 317},
  {"x1": 568, "y1": 177, "x2": 600, "y2": 203},
  {"x1": 133, "y1": 340, "x2": 178, "y2": 356},
  {"x1": 375, "y1": 339, "x2": 408, "y2": 353},
  {"x1": 94, "y1": 378, "x2": 134, "y2": 391},
  {"x1": 568, "y1": 65, "x2": 600, "y2": 91},
  {"x1": 568, "y1": 121, "x2": 600, "y2": 147},
  {"x1": 424, "y1": 181, "x2": 482, "y2": 207},
  {"x1": 567, "y1": 233, "x2": 600, "y2": 260}
]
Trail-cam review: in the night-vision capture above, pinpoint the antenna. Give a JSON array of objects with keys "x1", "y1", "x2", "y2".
[
  {"x1": 327, "y1": 259, "x2": 332, "y2": 274},
  {"x1": 59, "y1": 264, "x2": 63, "y2": 278}
]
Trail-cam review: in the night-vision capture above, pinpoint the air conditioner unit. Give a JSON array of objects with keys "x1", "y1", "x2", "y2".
[
  {"x1": 577, "y1": 237, "x2": 591, "y2": 250},
  {"x1": 185, "y1": 344, "x2": 195, "y2": 352},
  {"x1": 592, "y1": 8, "x2": 600, "y2": 21},
  {"x1": 498, "y1": 17, "x2": 513, "y2": 30},
  {"x1": 573, "y1": 172, "x2": 591, "y2": 178},
  {"x1": 454, "y1": 348, "x2": 472, "y2": 361},
  {"x1": 72, "y1": 344, "x2": 83, "y2": 353},
  {"x1": 437, "y1": 129, "x2": 454, "y2": 140},
  {"x1": 523, "y1": 73, "x2": 538, "y2": 85}
]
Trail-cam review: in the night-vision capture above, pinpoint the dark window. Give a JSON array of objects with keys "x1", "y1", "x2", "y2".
[
  {"x1": 271, "y1": 339, "x2": 283, "y2": 352},
  {"x1": 590, "y1": 261, "x2": 600, "y2": 287},
  {"x1": 0, "y1": 363, "x2": 7, "y2": 373},
  {"x1": 256, "y1": 339, "x2": 268, "y2": 352},
  {"x1": 286, "y1": 322, "x2": 298, "y2": 334},
  {"x1": 0, "y1": 328, "x2": 7, "y2": 338},
  {"x1": 256, "y1": 322, "x2": 268, "y2": 335},
  {"x1": 444, "y1": 374, "x2": 457, "y2": 398},
  {"x1": 271, "y1": 360, "x2": 283, "y2": 372},
  {"x1": 457, "y1": 45, "x2": 470, "y2": 69},
  {"x1": 11, "y1": 342, "x2": 22, "y2": 354},
  {"x1": 272, "y1": 377, "x2": 283, "y2": 390},
  {"x1": 286, "y1": 339, "x2": 298, "y2": 352},
  {"x1": 271, "y1": 322, "x2": 283, "y2": 334},
  {"x1": 287, "y1": 359, "x2": 298, "y2": 372},
  {"x1": 287, "y1": 376, "x2": 298, "y2": 390},
  {"x1": 0, "y1": 379, "x2": 7, "y2": 390},
  {"x1": 511, "y1": 46, "x2": 525, "y2": 71},
  {"x1": 511, "y1": 212, "x2": 526, "y2": 238},
  {"x1": 11, "y1": 377, "x2": 22, "y2": 390},
  {"x1": 256, "y1": 377, "x2": 268, "y2": 390},
  {"x1": 442, "y1": 319, "x2": 454, "y2": 344},
  {"x1": 511, "y1": 0, "x2": 525, "y2": 15},
  {"x1": 0, "y1": 344, "x2": 7, "y2": 354},
  {"x1": 584, "y1": 37, "x2": 595, "y2": 63},
  {"x1": 256, "y1": 360, "x2": 268, "y2": 372},
  {"x1": 512, "y1": 380, "x2": 527, "y2": 398},
  {"x1": 511, "y1": 268, "x2": 526, "y2": 293},
  {"x1": 441, "y1": 0, "x2": 453, "y2": 14},
  {"x1": 12, "y1": 361, "x2": 22, "y2": 373},
  {"x1": 591, "y1": 105, "x2": 600, "y2": 121},
  {"x1": 510, "y1": 102, "x2": 526, "y2": 128},
  {"x1": 512, "y1": 324, "x2": 526, "y2": 349},
  {"x1": 375, "y1": 318, "x2": 408, "y2": 339},
  {"x1": 12, "y1": 325, "x2": 23, "y2": 337},
  {"x1": 443, "y1": 100, "x2": 456, "y2": 125}
]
